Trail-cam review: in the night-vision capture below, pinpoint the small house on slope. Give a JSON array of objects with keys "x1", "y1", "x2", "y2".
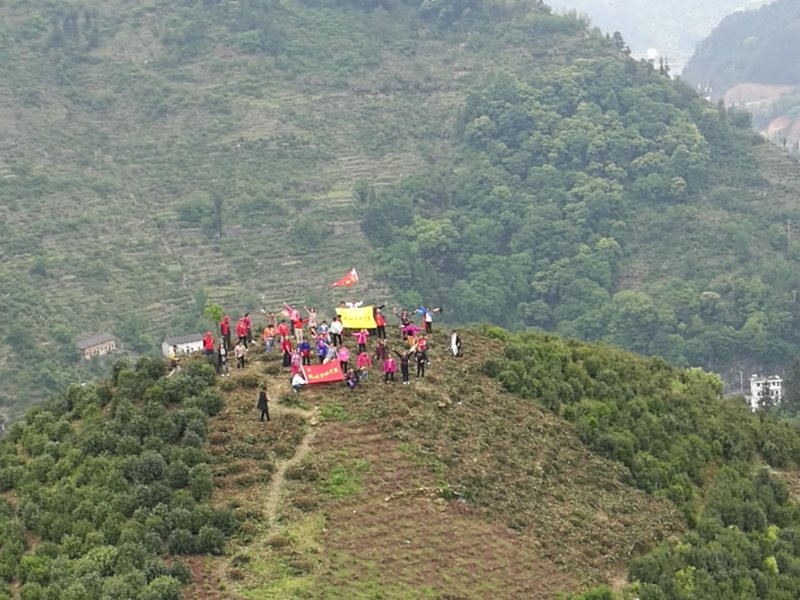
[
  {"x1": 162, "y1": 334, "x2": 204, "y2": 358},
  {"x1": 75, "y1": 333, "x2": 118, "y2": 360}
]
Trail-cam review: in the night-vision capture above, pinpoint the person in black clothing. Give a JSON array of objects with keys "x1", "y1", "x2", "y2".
[
  {"x1": 415, "y1": 351, "x2": 426, "y2": 378},
  {"x1": 393, "y1": 349, "x2": 413, "y2": 385},
  {"x1": 257, "y1": 386, "x2": 270, "y2": 422}
]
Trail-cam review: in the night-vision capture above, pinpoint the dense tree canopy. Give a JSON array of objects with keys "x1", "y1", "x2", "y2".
[{"x1": 361, "y1": 57, "x2": 800, "y2": 372}]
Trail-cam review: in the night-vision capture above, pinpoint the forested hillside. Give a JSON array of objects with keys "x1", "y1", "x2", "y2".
[
  {"x1": 361, "y1": 58, "x2": 800, "y2": 377},
  {"x1": 4, "y1": 328, "x2": 800, "y2": 598}
]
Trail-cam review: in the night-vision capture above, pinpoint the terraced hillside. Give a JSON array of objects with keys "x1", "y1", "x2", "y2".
[{"x1": 0, "y1": 0, "x2": 614, "y2": 415}]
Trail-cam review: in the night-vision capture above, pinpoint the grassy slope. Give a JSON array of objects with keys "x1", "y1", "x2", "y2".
[
  {"x1": 0, "y1": 0, "x2": 602, "y2": 416},
  {"x1": 200, "y1": 330, "x2": 684, "y2": 598}
]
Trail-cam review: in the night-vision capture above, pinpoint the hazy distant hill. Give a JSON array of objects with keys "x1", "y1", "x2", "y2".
[
  {"x1": 683, "y1": 0, "x2": 800, "y2": 151},
  {"x1": 545, "y1": 0, "x2": 769, "y2": 70}
]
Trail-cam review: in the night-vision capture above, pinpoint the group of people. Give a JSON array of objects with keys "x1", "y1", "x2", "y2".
[{"x1": 168, "y1": 301, "x2": 464, "y2": 418}]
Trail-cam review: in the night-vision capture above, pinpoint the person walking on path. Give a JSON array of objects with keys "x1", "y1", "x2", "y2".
[
  {"x1": 353, "y1": 328, "x2": 369, "y2": 354},
  {"x1": 383, "y1": 355, "x2": 397, "y2": 383},
  {"x1": 234, "y1": 340, "x2": 247, "y2": 369},
  {"x1": 218, "y1": 342, "x2": 229, "y2": 377},
  {"x1": 281, "y1": 336, "x2": 293, "y2": 369},
  {"x1": 257, "y1": 386, "x2": 270, "y2": 422},
  {"x1": 393, "y1": 349, "x2": 413, "y2": 385},
  {"x1": 330, "y1": 316, "x2": 343, "y2": 347},
  {"x1": 220, "y1": 316, "x2": 231, "y2": 350},
  {"x1": 337, "y1": 344, "x2": 350, "y2": 373}
]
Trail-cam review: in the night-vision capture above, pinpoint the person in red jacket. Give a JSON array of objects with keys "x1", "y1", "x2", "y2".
[
  {"x1": 220, "y1": 316, "x2": 231, "y2": 350},
  {"x1": 236, "y1": 318, "x2": 248, "y2": 348},
  {"x1": 277, "y1": 320, "x2": 289, "y2": 340},
  {"x1": 203, "y1": 331, "x2": 215, "y2": 357},
  {"x1": 242, "y1": 313, "x2": 253, "y2": 346},
  {"x1": 280, "y1": 336, "x2": 293, "y2": 369},
  {"x1": 374, "y1": 309, "x2": 387, "y2": 340}
]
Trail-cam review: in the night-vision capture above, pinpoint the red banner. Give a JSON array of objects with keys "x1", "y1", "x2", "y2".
[
  {"x1": 302, "y1": 362, "x2": 345, "y2": 384},
  {"x1": 332, "y1": 267, "x2": 359, "y2": 287}
]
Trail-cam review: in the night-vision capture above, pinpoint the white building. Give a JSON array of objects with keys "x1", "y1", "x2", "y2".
[
  {"x1": 747, "y1": 374, "x2": 783, "y2": 411},
  {"x1": 161, "y1": 334, "x2": 204, "y2": 358}
]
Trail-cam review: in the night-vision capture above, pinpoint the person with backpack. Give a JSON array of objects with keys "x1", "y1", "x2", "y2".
[{"x1": 257, "y1": 386, "x2": 270, "y2": 422}]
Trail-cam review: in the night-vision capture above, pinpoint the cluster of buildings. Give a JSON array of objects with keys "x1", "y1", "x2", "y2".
[{"x1": 73, "y1": 332, "x2": 205, "y2": 361}]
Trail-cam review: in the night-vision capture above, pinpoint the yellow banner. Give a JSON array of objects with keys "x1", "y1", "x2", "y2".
[{"x1": 335, "y1": 305, "x2": 377, "y2": 329}]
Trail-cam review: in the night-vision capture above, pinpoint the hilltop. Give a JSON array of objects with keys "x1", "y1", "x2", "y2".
[{"x1": 5, "y1": 327, "x2": 800, "y2": 599}]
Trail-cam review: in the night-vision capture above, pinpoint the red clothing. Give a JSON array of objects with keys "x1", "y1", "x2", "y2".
[
  {"x1": 383, "y1": 357, "x2": 397, "y2": 373},
  {"x1": 357, "y1": 353, "x2": 372, "y2": 370},
  {"x1": 203, "y1": 334, "x2": 214, "y2": 351},
  {"x1": 236, "y1": 320, "x2": 247, "y2": 338},
  {"x1": 280, "y1": 338, "x2": 293, "y2": 353},
  {"x1": 375, "y1": 312, "x2": 386, "y2": 327},
  {"x1": 417, "y1": 338, "x2": 428, "y2": 352},
  {"x1": 277, "y1": 322, "x2": 289, "y2": 338},
  {"x1": 220, "y1": 318, "x2": 230, "y2": 335}
]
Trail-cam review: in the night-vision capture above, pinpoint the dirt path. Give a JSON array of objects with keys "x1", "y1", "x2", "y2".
[{"x1": 262, "y1": 401, "x2": 319, "y2": 528}]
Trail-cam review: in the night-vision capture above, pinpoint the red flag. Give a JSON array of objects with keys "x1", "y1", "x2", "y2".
[{"x1": 331, "y1": 267, "x2": 359, "y2": 287}]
